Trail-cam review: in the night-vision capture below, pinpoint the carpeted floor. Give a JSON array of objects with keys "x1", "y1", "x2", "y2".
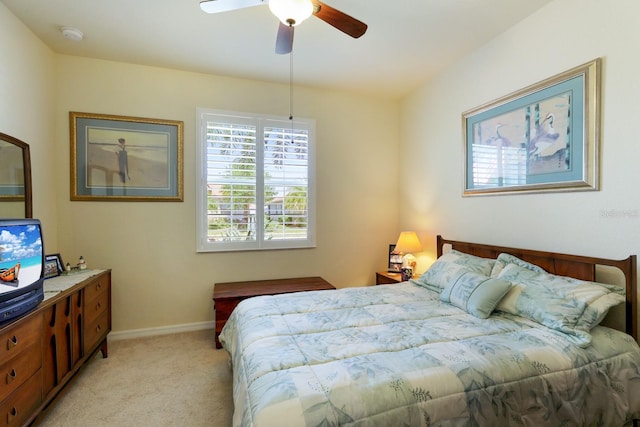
[{"x1": 38, "y1": 329, "x2": 233, "y2": 427}]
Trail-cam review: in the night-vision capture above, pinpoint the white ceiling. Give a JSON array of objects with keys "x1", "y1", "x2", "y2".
[{"x1": 2, "y1": 0, "x2": 553, "y2": 99}]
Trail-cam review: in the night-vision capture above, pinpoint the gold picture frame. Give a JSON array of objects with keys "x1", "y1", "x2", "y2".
[
  {"x1": 70, "y1": 112, "x2": 184, "y2": 201},
  {"x1": 462, "y1": 58, "x2": 601, "y2": 196}
]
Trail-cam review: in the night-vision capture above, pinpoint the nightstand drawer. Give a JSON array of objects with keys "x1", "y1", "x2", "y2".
[
  {"x1": 376, "y1": 272, "x2": 401, "y2": 284},
  {"x1": 376, "y1": 271, "x2": 420, "y2": 285}
]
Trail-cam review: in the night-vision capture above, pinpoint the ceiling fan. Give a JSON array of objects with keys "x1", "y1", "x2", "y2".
[{"x1": 199, "y1": 0, "x2": 368, "y2": 54}]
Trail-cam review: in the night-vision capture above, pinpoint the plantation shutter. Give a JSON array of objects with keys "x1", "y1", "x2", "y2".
[
  {"x1": 263, "y1": 121, "x2": 310, "y2": 241},
  {"x1": 196, "y1": 109, "x2": 315, "y2": 252},
  {"x1": 204, "y1": 117, "x2": 257, "y2": 243}
]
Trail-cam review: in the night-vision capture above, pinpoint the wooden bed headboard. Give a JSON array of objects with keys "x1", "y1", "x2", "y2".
[{"x1": 437, "y1": 235, "x2": 638, "y2": 341}]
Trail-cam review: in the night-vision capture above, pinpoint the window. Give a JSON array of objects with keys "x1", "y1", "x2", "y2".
[{"x1": 196, "y1": 109, "x2": 315, "y2": 252}]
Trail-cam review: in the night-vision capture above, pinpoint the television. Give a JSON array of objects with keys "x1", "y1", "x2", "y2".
[{"x1": 0, "y1": 218, "x2": 45, "y2": 324}]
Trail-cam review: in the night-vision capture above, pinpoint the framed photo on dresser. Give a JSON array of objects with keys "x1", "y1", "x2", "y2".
[{"x1": 44, "y1": 253, "x2": 64, "y2": 279}]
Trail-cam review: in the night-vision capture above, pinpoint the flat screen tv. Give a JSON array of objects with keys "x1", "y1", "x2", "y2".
[{"x1": 0, "y1": 218, "x2": 45, "y2": 324}]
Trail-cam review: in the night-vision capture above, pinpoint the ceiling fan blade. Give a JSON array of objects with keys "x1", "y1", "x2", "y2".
[
  {"x1": 311, "y1": 1, "x2": 367, "y2": 38},
  {"x1": 199, "y1": 0, "x2": 266, "y2": 14},
  {"x1": 275, "y1": 22, "x2": 294, "y2": 55}
]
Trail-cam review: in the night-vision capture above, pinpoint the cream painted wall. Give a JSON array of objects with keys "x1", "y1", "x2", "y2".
[
  {"x1": 0, "y1": 4, "x2": 58, "y2": 248},
  {"x1": 53, "y1": 56, "x2": 400, "y2": 332},
  {"x1": 401, "y1": 0, "x2": 640, "y2": 276}
]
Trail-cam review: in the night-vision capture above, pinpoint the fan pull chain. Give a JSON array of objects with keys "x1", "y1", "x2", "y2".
[
  {"x1": 289, "y1": 48, "x2": 295, "y2": 143},
  {"x1": 289, "y1": 49, "x2": 294, "y2": 121}
]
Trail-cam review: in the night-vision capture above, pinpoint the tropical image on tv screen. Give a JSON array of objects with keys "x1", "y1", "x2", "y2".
[{"x1": 0, "y1": 224, "x2": 43, "y2": 290}]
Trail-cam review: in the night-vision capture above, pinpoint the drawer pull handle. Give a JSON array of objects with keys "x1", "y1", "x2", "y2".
[
  {"x1": 96, "y1": 283, "x2": 102, "y2": 290},
  {"x1": 96, "y1": 324, "x2": 102, "y2": 333},
  {"x1": 7, "y1": 407, "x2": 18, "y2": 422},
  {"x1": 7, "y1": 336, "x2": 17, "y2": 350},
  {"x1": 6, "y1": 369, "x2": 16, "y2": 384},
  {"x1": 96, "y1": 302, "x2": 102, "y2": 310}
]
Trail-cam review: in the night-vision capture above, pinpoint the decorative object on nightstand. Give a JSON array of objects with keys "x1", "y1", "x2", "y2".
[
  {"x1": 400, "y1": 267, "x2": 413, "y2": 281},
  {"x1": 388, "y1": 244, "x2": 403, "y2": 272},
  {"x1": 393, "y1": 231, "x2": 423, "y2": 272}
]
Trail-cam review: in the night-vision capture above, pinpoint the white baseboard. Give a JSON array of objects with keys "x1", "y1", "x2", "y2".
[{"x1": 109, "y1": 320, "x2": 215, "y2": 341}]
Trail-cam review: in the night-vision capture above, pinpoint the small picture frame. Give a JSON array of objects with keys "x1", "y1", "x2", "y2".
[
  {"x1": 44, "y1": 253, "x2": 64, "y2": 279},
  {"x1": 388, "y1": 244, "x2": 402, "y2": 272}
]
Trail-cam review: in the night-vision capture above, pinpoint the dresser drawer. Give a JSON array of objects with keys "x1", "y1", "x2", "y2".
[
  {"x1": 84, "y1": 275, "x2": 109, "y2": 304},
  {"x1": 0, "y1": 370, "x2": 41, "y2": 427},
  {"x1": 84, "y1": 311, "x2": 109, "y2": 354},
  {"x1": 0, "y1": 314, "x2": 41, "y2": 364},
  {"x1": 0, "y1": 343, "x2": 41, "y2": 403},
  {"x1": 84, "y1": 289, "x2": 109, "y2": 326}
]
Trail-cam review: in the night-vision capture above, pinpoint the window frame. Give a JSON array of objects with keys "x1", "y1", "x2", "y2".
[{"x1": 196, "y1": 108, "x2": 316, "y2": 252}]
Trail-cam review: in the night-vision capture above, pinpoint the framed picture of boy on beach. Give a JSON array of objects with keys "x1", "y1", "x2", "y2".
[{"x1": 70, "y1": 112, "x2": 183, "y2": 201}]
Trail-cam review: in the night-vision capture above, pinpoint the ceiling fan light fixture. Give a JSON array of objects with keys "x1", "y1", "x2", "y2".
[{"x1": 269, "y1": 0, "x2": 313, "y2": 26}]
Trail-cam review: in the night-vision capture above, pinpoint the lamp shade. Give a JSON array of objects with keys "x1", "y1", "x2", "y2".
[
  {"x1": 394, "y1": 231, "x2": 422, "y2": 254},
  {"x1": 269, "y1": 0, "x2": 314, "y2": 26}
]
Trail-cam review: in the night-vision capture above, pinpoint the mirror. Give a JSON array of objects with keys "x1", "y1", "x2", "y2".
[{"x1": 0, "y1": 132, "x2": 32, "y2": 218}]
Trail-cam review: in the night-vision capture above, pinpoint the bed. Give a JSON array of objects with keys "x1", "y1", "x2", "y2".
[{"x1": 220, "y1": 236, "x2": 640, "y2": 426}]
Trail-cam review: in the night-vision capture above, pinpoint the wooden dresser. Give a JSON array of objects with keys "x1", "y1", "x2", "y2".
[
  {"x1": 213, "y1": 277, "x2": 335, "y2": 349},
  {"x1": 0, "y1": 269, "x2": 111, "y2": 426}
]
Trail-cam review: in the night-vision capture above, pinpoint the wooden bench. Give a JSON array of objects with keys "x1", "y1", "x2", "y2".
[{"x1": 212, "y1": 276, "x2": 335, "y2": 348}]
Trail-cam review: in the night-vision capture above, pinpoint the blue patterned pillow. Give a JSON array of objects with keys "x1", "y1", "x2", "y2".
[
  {"x1": 496, "y1": 263, "x2": 625, "y2": 347},
  {"x1": 413, "y1": 249, "x2": 495, "y2": 293},
  {"x1": 490, "y1": 253, "x2": 546, "y2": 277},
  {"x1": 439, "y1": 271, "x2": 512, "y2": 319}
]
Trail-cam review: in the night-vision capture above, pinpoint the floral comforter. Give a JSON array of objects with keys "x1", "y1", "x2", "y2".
[{"x1": 220, "y1": 282, "x2": 640, "y2": 426}]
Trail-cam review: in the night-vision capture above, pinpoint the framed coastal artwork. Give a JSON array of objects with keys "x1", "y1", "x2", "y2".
[
  {"x1": 70, "y1": 112, "x2": 184, "y2": 201},
  {"x1": 462, "y1": 58, "x2": 601, "y2": 196}
]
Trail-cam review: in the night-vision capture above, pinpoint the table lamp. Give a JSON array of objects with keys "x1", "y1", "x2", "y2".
[{"x1": 394, "y1": 231, "x2": 422, "y2": 272}]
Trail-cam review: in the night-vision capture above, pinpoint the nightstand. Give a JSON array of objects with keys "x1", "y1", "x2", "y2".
[
  {"x1": 376, "y1": 271, "x2": 402, "y2": 284},
  {"x1": 376, "y1": 271, "x2": 420, "y2": 285}
]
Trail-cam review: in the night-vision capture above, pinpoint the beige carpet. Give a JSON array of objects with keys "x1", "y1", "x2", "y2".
[{"x1": 38, "y1": 329, "x2": 234, "y2": 427}]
